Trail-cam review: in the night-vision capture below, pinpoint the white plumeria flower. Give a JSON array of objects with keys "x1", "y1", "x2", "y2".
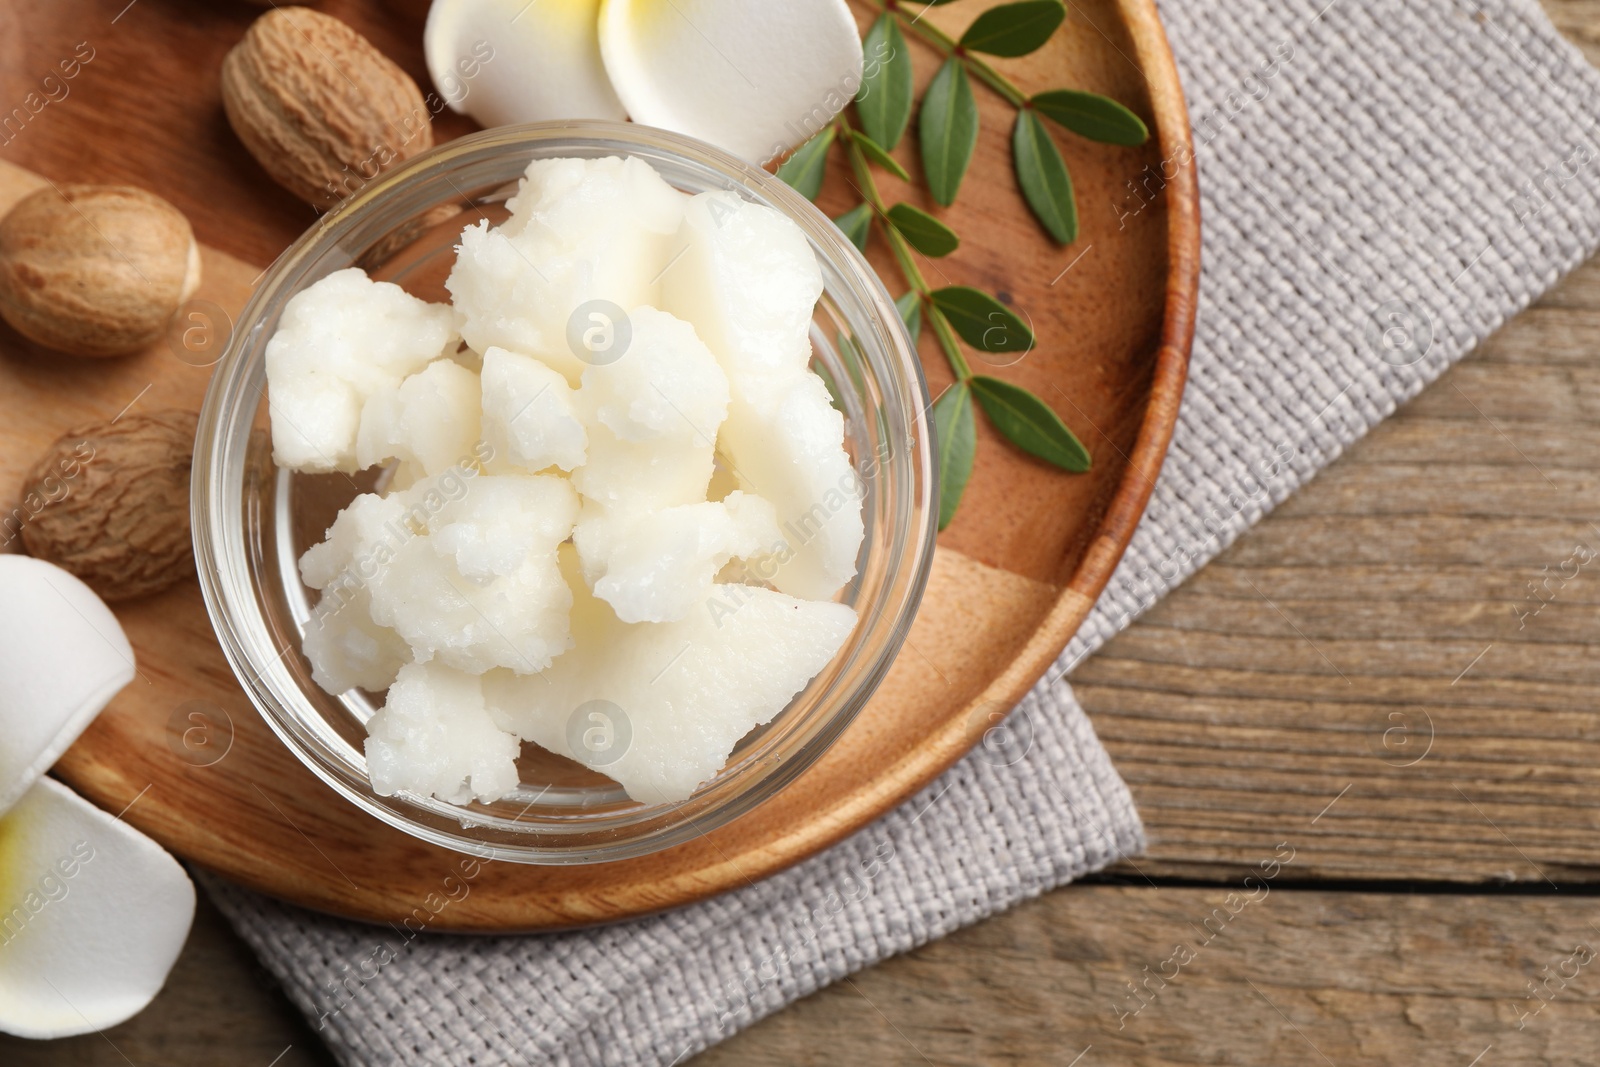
[
  {"x1": 424, "y1": 0, "x2": 864, "y2": 164},
  {"x1": 425, "y1": 0, "x2": 625, "y2": 127},
  {"x1": 0, "y1": 555, "x2": 195, "y2": 1040}
]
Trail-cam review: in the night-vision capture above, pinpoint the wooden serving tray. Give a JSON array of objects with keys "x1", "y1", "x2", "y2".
[{"x1": 0, "y1": 0, "x2": 1196, "y2": 930}]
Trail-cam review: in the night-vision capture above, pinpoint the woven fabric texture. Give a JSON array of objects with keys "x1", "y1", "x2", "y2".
[{"x1": 207, "y1": 0, "x2": 1600, "y2": 1063}]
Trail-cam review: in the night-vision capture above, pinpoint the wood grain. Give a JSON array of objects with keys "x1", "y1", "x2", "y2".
[
  {"x1": 1086, "y1": 255, "x2": 1600, "y2": 886},
  {"x1": 0, "y1": 0, "x2": 469, "y2": 271},
  {"x1": 7, "y1": 0, "x2": 1600, "y2": 1065},
  {"x1": 838, "y1": 0, "x2": 1197, "y2": 589},
  {"x1": 0, "y1": 0, "x2": 1197, "y2": 930},
  {"x1": 11, "y1": 882, "x2": 1600, "y2": 1066},
  {"x1": 698, "y1": 884, "x2": 1600, "y2": 1067}
]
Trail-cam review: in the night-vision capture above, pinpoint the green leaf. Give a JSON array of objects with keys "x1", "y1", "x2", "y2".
[
  {"x1": 776, "y1": 127, "x2": 836, "y2": 201},
  {"x1": 833, "y1": 203, "x2": 872, "y2": 252},
  {"x1": 895, "y1": 291, "x2": 922, "y2": 346},
  {"x1": 931, "y1": 286, "x2": 1034, "y2": 353},
  {"x1": 850, "y1": 130, "x2": 910, "y2": 181},
  {"x1": 1030, "y1": 89, "x2": 1149, "y2": 145},
  {"x1": 919, "y1": 58, "x2": 979, "y2": 206},
  {"x1": 958, "y1": 0, "x2": 1065, "y2": 57},
  {"x1": 1012, "y1": 109, "x2": 1077, "y2": 244},
  {"x1": 886, "y1": 203, "x2": 960, "y2": 257},
  {"x1": 857, "y1": 15, "x2": 914, "y2": 151},
  {"x1": 931, "y1": 381, "x2": 976, "y2": 530},
  {"x1": 971, "y1": 375, "x2": 1090, "y2": 471}
]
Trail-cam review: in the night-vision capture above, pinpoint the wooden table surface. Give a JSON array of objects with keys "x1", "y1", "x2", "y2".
[{"x1": 7, "y1": 1, "x2": 1600, "y2": 1065}]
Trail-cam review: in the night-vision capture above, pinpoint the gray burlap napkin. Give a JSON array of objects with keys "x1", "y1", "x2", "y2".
[{"x1": 206, "y1": 0, "x2": 1600, "y2": 1062}]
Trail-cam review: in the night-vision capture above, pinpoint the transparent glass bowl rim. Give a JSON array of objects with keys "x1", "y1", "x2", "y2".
[{"x1": 191, "y1": 121, "x2": 937, "y2": 865}]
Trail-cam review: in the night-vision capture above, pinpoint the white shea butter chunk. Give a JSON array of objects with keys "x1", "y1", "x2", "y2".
[
  {"x1": 366, "y1": 473, "x2": 580, "y2": 675},
  {"x1": 300, "y1": 493, "x2": 407, "y2": 591},
  {"x1": 581, "y1": 305, "x2": 729, "y2": 443},
  {"x1": 660, "y1": 193, "x2": 862, "y2": 600},
  {"x1": 266, "y1": 268, "x2": 456, "y2": 472},
  {"x1": 662, "y1": 191, "x2": 822, "y2": 409},
  {"x1": 480, "y1": 347, "x2": 587, "y2": 472},
  {"x1": 569, "y1": 305, "x2": 743, "y2": 620},
  {"x1": 570, "y1": 306, "x2": 728, "y2": 514},
  {"x1": 504, "y1": 155, "x2": 684, "y2": 246},
  {"x1": 274, "y1": 156, "x2": 867, "y2": 809},
  {"x1": 365, "y1": 661, "x2": 521, "y2": 805},
  {"x1": 574, "y1": 491, "x2": 781, "y2": 624},
  {"x1": 302, "y1": 589, "x2": 411, "y2": 695},
  {"x1": 298, "y1": 493, "x2": 413, "y2": 695},
  {"x1": 723, "y1": 372, "x2": 864, "y2": 601},
  {"x1": 355, "y1": 359, "x2": 483, "y2": 476},
  {"x1": 431, "y1": 474, "x2": 578, "y2": 583},
  {"x1": 446, "y1": 156, "x2": 686, "y2": 382},
  {"x1": 573, "y1": 425, "x2": 716, "y2": 514},
  {"x1": 485, "y1": 547, "x2": 857, "y2": 804}
]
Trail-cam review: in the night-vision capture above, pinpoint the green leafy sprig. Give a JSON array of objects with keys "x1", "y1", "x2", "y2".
[
  {"x1": 889, "y1": 0, "x2": 1150, "y2": 234},
  {"x1": 777, "y1": 0, "x2": 1149, "y2": 529}
]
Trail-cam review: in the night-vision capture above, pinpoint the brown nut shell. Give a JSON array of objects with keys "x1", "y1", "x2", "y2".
[
  {"x1": 18, "y1": 410, "x2": 199, "y2": 602},
  {"x1": 0, "y1": 185, "x2": 200, "y2": 358},
  {"x1": 221, "y1": 7, "x2": 434, "y2": 210}
]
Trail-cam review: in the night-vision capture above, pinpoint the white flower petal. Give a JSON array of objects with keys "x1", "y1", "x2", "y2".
[
  {"x1": 425, "y1": 0, "x2": 625, "y2": 127},
  {"x1": 0, "y1": 777, "x2": 195, "y2": 1039},
  {"x1": 598, "y1": 0, "x2": 864, "y2": 164},
  {"x1": 0, "y1": 557, "x2": 135, "y2": 817}
]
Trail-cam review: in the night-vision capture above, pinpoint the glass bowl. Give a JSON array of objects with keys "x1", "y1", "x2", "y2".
[{"x1": 192, "y1": 122, "x2": 934, "y2": 865}]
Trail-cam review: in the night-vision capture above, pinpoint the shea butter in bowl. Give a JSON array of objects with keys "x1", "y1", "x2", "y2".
[{"x1": 193, "y1": 123, "x2": 935, "y2": 864}]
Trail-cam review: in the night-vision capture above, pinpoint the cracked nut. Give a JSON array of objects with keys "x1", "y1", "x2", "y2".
[
  {"x1": 19, "y1": 410, "x2": 199, "y2": 602},
  {"x1": 222, "y1": 8, "x2": 433, "y2": 210}
]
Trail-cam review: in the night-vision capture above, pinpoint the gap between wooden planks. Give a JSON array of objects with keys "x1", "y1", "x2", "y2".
[
  {"x1": 697, "y1": 249, "x2": 1600, "y2": 1066},
  {"x1": 1072, "y1": 0, "x2": 1600, "y2": 891},
  {"x1": 1079, "y1": 254, "x2": 1600, "y2": 886},
  {"x1": 3, "y1": 0, "x2": 1599, "y2": 1060}
]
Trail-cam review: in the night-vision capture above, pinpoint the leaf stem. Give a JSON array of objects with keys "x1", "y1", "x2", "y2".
[
  {"x1": 926, "y1": 301, "x2": 973, "y2": 381},
  {"x1": 879, "y1": 0, "x2": 1029, "y2": 108},
  {"x1": 837, "y1": 116, "x2": 973, "y2": 381}
]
